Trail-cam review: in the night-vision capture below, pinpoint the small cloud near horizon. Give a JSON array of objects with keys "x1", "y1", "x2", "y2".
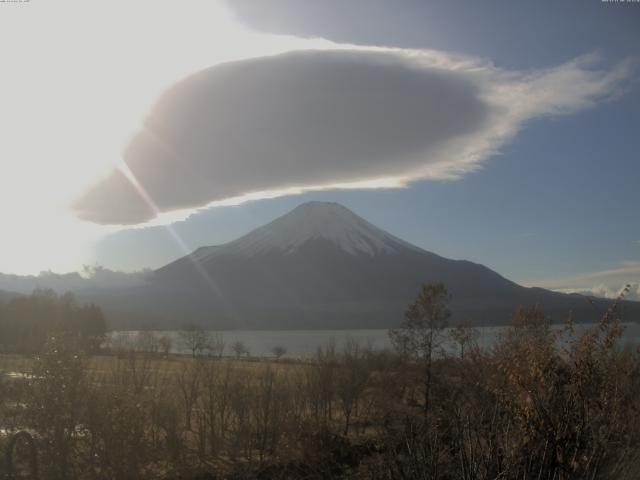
[
  {"x1": 526, "y1": 260, "x2": 640, "y2": 301},
  {"x1": 554, "y1": 284, "x2": 640, "y2": 302}
]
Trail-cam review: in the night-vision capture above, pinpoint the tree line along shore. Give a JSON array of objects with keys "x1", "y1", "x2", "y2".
[{"x1": 0, "y1": 285, "x2": 639, "y2": 479}]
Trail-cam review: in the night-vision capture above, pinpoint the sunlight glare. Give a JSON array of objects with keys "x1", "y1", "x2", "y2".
[{"x1": 0, "y1": 0, "x2": 332, "y2": 274}]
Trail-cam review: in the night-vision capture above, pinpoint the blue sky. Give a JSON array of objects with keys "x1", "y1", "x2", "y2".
[
  {"x1": 91, "y1": 0, "x2": 640, "y2": 297},
  {"x1": 227, "y1": 0, "x2": 640, "y2": 69},
  {"x1": 1, "y1": 1, "x2": 639, "y2": 299}
]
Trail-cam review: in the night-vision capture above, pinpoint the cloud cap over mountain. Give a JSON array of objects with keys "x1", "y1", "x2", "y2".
[{"x1": 74, "y1": 48, "x2": 633, "y2": 225}]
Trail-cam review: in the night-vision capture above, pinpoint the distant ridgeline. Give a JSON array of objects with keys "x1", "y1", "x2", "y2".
[
  {"x1": 0, "y1": 289, "x2": 106, "y2": 353},
  {"x1": 78, "y1": 202, "x2": 640, "y2": 330}
]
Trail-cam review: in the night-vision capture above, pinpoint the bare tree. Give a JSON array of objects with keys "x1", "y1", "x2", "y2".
[
  {"x1": 231, "y1": 340, "x2": 248, "y2": 359},
  {"x1": 206, "y1": 332, "x2": 225, "y2": 358},
  {"x1": 107, "y1": 331, "x2": 133, "y2": 355},
  {"x1": 179, "y1": 325, "x2": 209, "y2": 358},
  {"x1": 176, "y1": 360, "x2": 203, "y2": 432},
  {"x1": 336, "y1": 339, "x2": 371, "y2": 435},
  {"x1": 450, "y1": 321, "x2": 480, "y2": 359},
  {"x1": 136, "y1": 330, "x2": 160, "y2": 354},
  {"x1": 158, "y1": 334, "x2": 172, "y2": 358},
  {"x1": 306, "y1": 341, "x2": 337, "y2": 429},
  {"x1": 389, "y1": 282, "x2": 450, "y2": 414},
  {"x1": 271, "y1": 345, "x2": 287, "y2": 360},
  {"x1": 28, "y1": 334, "x2": 89, "y2": 480}
]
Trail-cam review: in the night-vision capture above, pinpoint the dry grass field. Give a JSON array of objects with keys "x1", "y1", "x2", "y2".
[{"x1": 1, "y1": 300, "x2": 640, "y2": 479}]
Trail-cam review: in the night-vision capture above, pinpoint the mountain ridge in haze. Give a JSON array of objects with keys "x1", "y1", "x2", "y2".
[{"x1": 81, "y1": 201, "x2": 638, "y2": 329}]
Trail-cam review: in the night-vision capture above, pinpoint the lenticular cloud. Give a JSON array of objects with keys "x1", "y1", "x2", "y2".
[{"x1": 73, "y1": 48, "x2": 631, "y2": 225}]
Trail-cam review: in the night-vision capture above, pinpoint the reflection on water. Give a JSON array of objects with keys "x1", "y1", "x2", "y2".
[
  {"x1": 109, "y1": 323, "x2": 640, "y2": 358},
  {"x1": 1, "y1": 372, "x2": 37, "y2": 380}
]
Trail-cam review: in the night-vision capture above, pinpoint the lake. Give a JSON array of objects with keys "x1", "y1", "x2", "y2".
[{"x1": 109, "y1": 322, "x2": 640, "y2": 357}]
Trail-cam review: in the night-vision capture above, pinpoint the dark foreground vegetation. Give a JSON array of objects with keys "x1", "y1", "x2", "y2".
[
  {"x1": 0, "y1": 286, "x2": 639, "y2": 479},
  {"x1": 0, "y1": 289, "x2": 106, "y2": 354}
]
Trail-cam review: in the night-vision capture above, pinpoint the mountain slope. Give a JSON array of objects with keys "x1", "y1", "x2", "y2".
[{"x1": 84, "y1": 202, "x2": 638, "y2": 329}]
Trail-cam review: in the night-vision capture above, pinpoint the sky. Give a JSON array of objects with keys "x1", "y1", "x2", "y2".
[{"x1": 1, "y1": 0, "x2": 639, "y2": 299}]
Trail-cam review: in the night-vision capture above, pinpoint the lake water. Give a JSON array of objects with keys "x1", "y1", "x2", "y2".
[{"x1": 109, "y1": 322, "x2": 640, "y2": 357}]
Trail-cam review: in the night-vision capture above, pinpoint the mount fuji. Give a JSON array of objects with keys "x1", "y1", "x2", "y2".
[
  {"x1": 83, "y1": 202, "x2": 638, "y2": 329},
  {"x1": 189, "y1": 202, "x2": 422, "y2": 259}
]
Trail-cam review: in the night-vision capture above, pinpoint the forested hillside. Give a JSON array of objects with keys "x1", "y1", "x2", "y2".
[{"x1": 0, "y1": 289, "x2": 106, "y2": 353}]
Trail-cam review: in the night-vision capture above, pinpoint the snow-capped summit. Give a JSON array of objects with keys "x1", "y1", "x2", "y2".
[
  {"x1": 193, "y1": 202, "x2": 422, "y2": 260},
  {"x1": 86, "y1": 200, "x2": 638, "y2": 330}
]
